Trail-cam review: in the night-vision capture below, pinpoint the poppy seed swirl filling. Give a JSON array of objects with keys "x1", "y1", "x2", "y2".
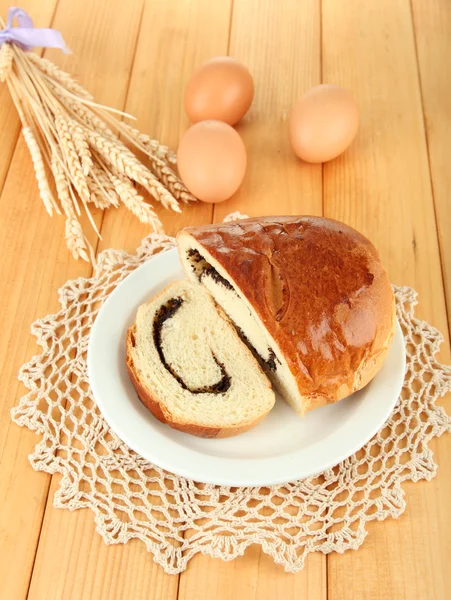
[
  {"x1": 187, "y1": 248, "x2": 234, "y2": 290},
  {"x1": 153, "y1": 296, "x2": 231, "y2": 394},
  {"x1": 186, "y1": 249, "x2": 279, "y2": 374}
]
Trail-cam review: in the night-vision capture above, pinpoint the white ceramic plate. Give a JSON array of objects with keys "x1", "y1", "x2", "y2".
[{"x1": 88, "y1": 247, "x2": 406, "y2": 487}]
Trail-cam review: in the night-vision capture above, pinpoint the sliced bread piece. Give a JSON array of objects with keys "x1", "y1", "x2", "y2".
[
  {"x1": 177, "y1": 216, "x2": 396, "y2": 415},
  {"x1": 126, "y1": 280, "x2": 275, "y2": 438}
]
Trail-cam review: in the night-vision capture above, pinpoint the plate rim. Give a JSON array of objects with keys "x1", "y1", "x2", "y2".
[{"x1": 88, "y1": 246, "x2": 406, "y2": 486}]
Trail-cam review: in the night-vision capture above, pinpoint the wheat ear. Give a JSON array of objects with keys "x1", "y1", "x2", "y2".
[
  {"x1": 69, "y1": 120, "x2": 93, "y2": 176},
  {"x1": 27, "y1": 53, "x2": 94, "y2": 100},
  {"x1": 88, "y1": 165, "x2": 119, "y2": 209},
  {"x1": 148, "y1": 158, "x2": 196, "y2": 204},
  {"x1": 1, "y1": 40, "x2": 190, "y2": 263},
  {"x1": 86, "y1": 130, "x2": 181, "y2": 212},
  {"x1": 22, "y1": 126, "x2": 59, "y2": 216},
  {"x1": 109, "y1": 171, "x2": 163, "y2": 232},
  {"x1": 0, "y1": 42, "x2": 13, "y2": 82}
]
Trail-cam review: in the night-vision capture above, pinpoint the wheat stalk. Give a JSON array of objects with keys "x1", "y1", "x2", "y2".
[
  {"x1": 85, "y1": 129, "x2": 182, "y2": 212},
  {"x1": 65, "y1": 217, "x2": 93, "y2": 262},
  {"x1": 22, "y1": 126, "x2": 59, "y2": 216},
  {"x1": 148, "y1": 157, "x2": 196, "y2": 204},
  {"x1": 88, "y1": 165, "x2": 120, "y2": 209},
  {"x1": 0, "y1": 38, "x2": 193, "y2": 263},
  {"x1": 55, "y1": 113, "x2": 90, "y2": 201},
  {"x1": 69, "y1": 120, "x2": 93, "y2": 176},
  {"x1": 109, "y1": 171, "x2": 163, "y2": 232},
  {"x1": 51, "y1": 151, "x2": 93, "y2": 261},
  {"x1": 51, "y1": 152, "x2": 74, "y2": 215},
  {"x1": 27, "y1": 53, "x2": 94, "y2": 100},
  {"x1": 107, "y1": 119, "x2": 177, "y2": 163},
  {"x1": 0, "y1": 42, "x2": 13, "y2": 82}
]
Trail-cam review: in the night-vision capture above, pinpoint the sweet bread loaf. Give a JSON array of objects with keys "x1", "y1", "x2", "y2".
[
  {"x1": 126, "y1": 280, "x2": 275, "y2": 438},
  {"x1": 177, "y1": 216, "x2": 396, "y2": 415}
]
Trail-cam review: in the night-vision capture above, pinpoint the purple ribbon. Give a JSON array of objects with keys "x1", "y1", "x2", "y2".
[{"x1": 0, "y1": 7, "x2": 70, "y2": 53}]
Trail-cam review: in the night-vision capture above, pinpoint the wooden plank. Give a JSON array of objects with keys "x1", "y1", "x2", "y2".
[
  {"x1": 411, "y1": 0, "x2": 451, "y2": 336},
  {"x1": 0, "y1": 0, "x2": 57, "y2": 193},
  {"x1": 30, "y1": 477, "x2": 178, "y2": 600},
  {"x1": 97, "y1": 0, "x2": 228, "y2": 247},
  {"x1": 0, "y1": 5, "x2": 62, "y2": 600},
  {"x1": 178, "y1": 549, "x2": 326, "y2": 600},
  {"x1": 214, "y1": 0, "x2": 322, "y2": 222},
  {"x1": 0, "y1": 1, "x2": 143, "y2": 599},
  {"x1": 27, "y1": 1, "x2": 232, "y2": 598},
  {"x1": 321, "y1": 1, "x2": 451, "y2": 599},
  {"x1": 0, "y1": 139, "x2": 93, "y2": 600},
  {"x1": 179, "y1": 1, "x2": 326, "y2": 597}
]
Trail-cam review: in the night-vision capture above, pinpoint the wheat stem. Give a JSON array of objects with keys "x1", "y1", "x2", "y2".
[{"x1": 1, "y1": 37, "x2": 188, "y2": 262}]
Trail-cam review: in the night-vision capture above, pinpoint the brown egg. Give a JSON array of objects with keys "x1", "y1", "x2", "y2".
[
  {"x1": 185, "y1": 57, "x2": 254, "y2": 126},
  {"x1": 289, "y1": 84, "x2": 359, "y2": 163},
  {"x1": 177, "y1": 120, "x2": 247, "y2": 203}
]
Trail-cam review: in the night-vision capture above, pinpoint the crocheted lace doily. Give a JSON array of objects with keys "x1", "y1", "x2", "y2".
[{"x1": 12, "y1": 214, "x2": 451, "y2": 574}]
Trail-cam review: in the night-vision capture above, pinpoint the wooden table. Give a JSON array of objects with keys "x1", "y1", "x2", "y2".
[{"x1": 1, "y1": 0, "x2": 450, "y2": 598}]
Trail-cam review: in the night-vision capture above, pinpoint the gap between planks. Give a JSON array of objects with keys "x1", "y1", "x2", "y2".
[{"x1": 408, "y1": 0, "x2": 451, "y2": 338}]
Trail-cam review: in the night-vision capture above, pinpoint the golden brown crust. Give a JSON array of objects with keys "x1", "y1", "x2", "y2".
[
  {"x1": 126, "y1": 327, "x2": 270, "y2": 438},
  {"x1": 180, "y1": 215, "x2": 396, "y2": 406}
]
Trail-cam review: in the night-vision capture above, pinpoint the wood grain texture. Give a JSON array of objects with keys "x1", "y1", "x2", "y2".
[
  {"x1": 179, "y1": 1, "x2": 326, "y2": 598},
  {"x1": 28, "y1": 477, "x2": 178, "y2": 600},
  {"x1": 0, "y1": 4, "x2": 62, "y2": 599},
  {"x1": 97, "y1": 0, "x2": 232, "y2": 247},
  {"x1": 0, "y1": 0, "x2": 57, "y2": 193},
  {"x1": 0, "y1": 0, "x2": 450, "y2": 597},
  {"x1": 27, "y1": 1, "x2": 232, "y2": 599},
  {"x1": 410, "y1": 0, "x2": 451, "y2": 336},
  {"x1": 0, "y1": 1, "x2": 143, "y2": 599},
  {"x1": 214, "y1": 0, "x2": 322, "y2": 223},
  {"x1": 0, "y1": 136, "x2": 93, "y2": 600},
  {"x1": 321, "y1": 1, "x2": 451, "y2": 599},
  {"x1": 179, "y1": 549, "x2": 326, "y2": 600}
]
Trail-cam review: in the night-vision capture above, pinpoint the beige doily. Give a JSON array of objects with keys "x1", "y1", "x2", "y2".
[{"x1": 12, "y1": 215, "x2": 451, "y2": 574}]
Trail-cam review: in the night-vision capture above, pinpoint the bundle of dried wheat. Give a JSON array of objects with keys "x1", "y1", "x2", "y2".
[{"x1": 0, "y1": 14, "x2": 195, "y2": 263}]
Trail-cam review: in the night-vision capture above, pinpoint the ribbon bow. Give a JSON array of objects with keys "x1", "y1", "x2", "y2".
[{"x1": 0, "y1": 7, "x2": 70, "y2": 53}]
